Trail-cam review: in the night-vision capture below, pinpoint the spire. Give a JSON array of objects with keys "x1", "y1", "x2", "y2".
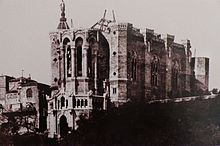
[{"x1": 57, "y1": 0, "x2": 69, "y2": 30}]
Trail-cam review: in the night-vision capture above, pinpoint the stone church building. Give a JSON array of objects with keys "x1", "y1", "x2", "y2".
[
  {"x1": 0, "y1": 75, "x2": 50, "y2": 133},
  {"x1": 47, "y1": 1, "x2": 209, "y2": 138}
]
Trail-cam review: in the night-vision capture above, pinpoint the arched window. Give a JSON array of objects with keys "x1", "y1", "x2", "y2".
[
  {"x1": 66, "y1": 99, "x2": 68, "y2": 108},
  {"x1": 172, "y1": 61, "x2": 179, "y2": 90},
  {"x1": 77, "y1": 99, "x2": 80, "y2": 107},
  {"x1": 132, "y1": 58, "x2": 137, "y2": 80},
  {"x1": 63, "y1": 38, "x2": 70, "y2": 79},
  {"x1": 85, "y1": 99, "x2": 88, "y2": 107},
  {"x1": 73, "y1": 98, "x2": 76, "y2": 108},
  {"x1": 75, "y1": 37, "x2": 83, "y2": 76},
  {"x1": 87, "y1": 47, "x2": 92, "y2": 77},
  {"x1": 26, "y1": 88, "x2": 32, "y2": 98},
  {"x1": 131, "y1": 52, "x2": 137, "y2": 81},
  {"x1": 50, "y1": 102, "x2": 54, "y2": 110},
  {"x1": 172, "y1": 68, "x2": 178, "y2": 90},
  {"x1": 151, "y1": 56, "x2": 159, "y2": 86},
  {"x1": 58, "y1": 100, "x2": 60, "y2": 109},
  {"x1": 61, "y1": 96, "x2": 65, "y2": 108},
  {"x1": 81, "y1": 99, "x2": 84, "y2": 107}
]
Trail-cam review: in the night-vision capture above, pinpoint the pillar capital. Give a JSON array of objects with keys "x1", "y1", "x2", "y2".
[{"x1": 71, "y1": 44, "x2": 75, "y2": 49}]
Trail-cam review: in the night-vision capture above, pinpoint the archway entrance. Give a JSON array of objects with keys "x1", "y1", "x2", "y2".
[{"x1": 59, "y1": 115, "x2": 68, "y2": 138}]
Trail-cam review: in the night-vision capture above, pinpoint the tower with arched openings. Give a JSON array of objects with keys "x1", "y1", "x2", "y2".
[{"x1": 47, "y1": 0, "x2": 111, "y2": 138}]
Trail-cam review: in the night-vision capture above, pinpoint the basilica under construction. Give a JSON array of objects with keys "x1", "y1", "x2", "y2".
[{"x1": 46, "y1": 1, "x2": 209, "y2": 138}]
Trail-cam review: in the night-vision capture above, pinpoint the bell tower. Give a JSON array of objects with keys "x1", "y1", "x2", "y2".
[
  {"x1": 47, "y1": 0, "x2": 108, "y2": 138},
  {"x1": 49, "y1": 0, "x2": 70, "y2": 90}
]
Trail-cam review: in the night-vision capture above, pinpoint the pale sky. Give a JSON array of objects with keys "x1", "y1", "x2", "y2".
[{"x1": 0, "y1": 0, "x2": 220, "y2": 89}]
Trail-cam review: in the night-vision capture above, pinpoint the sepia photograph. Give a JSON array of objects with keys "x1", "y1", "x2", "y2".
[{"x1": 0, "y1": 0, "x2": 220, "y2": 145}]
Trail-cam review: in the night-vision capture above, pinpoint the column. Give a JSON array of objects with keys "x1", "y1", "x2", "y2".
[
  {"x1": 82, "y1": 44, "x2": 89, "y2": 77},
  {"x1": 62, "y1": 45, "x2": 66, "y2": 90},
  {"x1": 94, "y1": 43, "x2": 98, "y2": 94},
  {"x1": 57, "y1": 45, "x2": 62, "y2": 88},
  {"x1": 71, "y1": 44, "x2": 76, "y2": 77},
  {"x1": 74, "y1": 47, "x2": 78, "y2": 94}
]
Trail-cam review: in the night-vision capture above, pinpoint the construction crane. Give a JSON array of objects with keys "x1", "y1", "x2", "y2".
[{"x1": 91, "y1": 10, "x2": 116, "y2": 31}]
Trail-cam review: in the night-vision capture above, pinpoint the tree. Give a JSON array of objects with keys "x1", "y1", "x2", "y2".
[{"x1": 63, "y1": 95, "x2": 220, "y2": 145}]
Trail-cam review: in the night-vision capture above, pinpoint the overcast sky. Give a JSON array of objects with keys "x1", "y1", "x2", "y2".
[{"x1": 0, "y1": 0, "x2": 220, "y2": 89}]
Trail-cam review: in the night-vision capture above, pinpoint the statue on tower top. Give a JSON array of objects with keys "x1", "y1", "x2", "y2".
[
  {"x1": 57, "y1": 0, "x2": 69, "y2": 30},
  {"x1": 60, "y1": 0, "x2": 65, "y2": 13}
]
